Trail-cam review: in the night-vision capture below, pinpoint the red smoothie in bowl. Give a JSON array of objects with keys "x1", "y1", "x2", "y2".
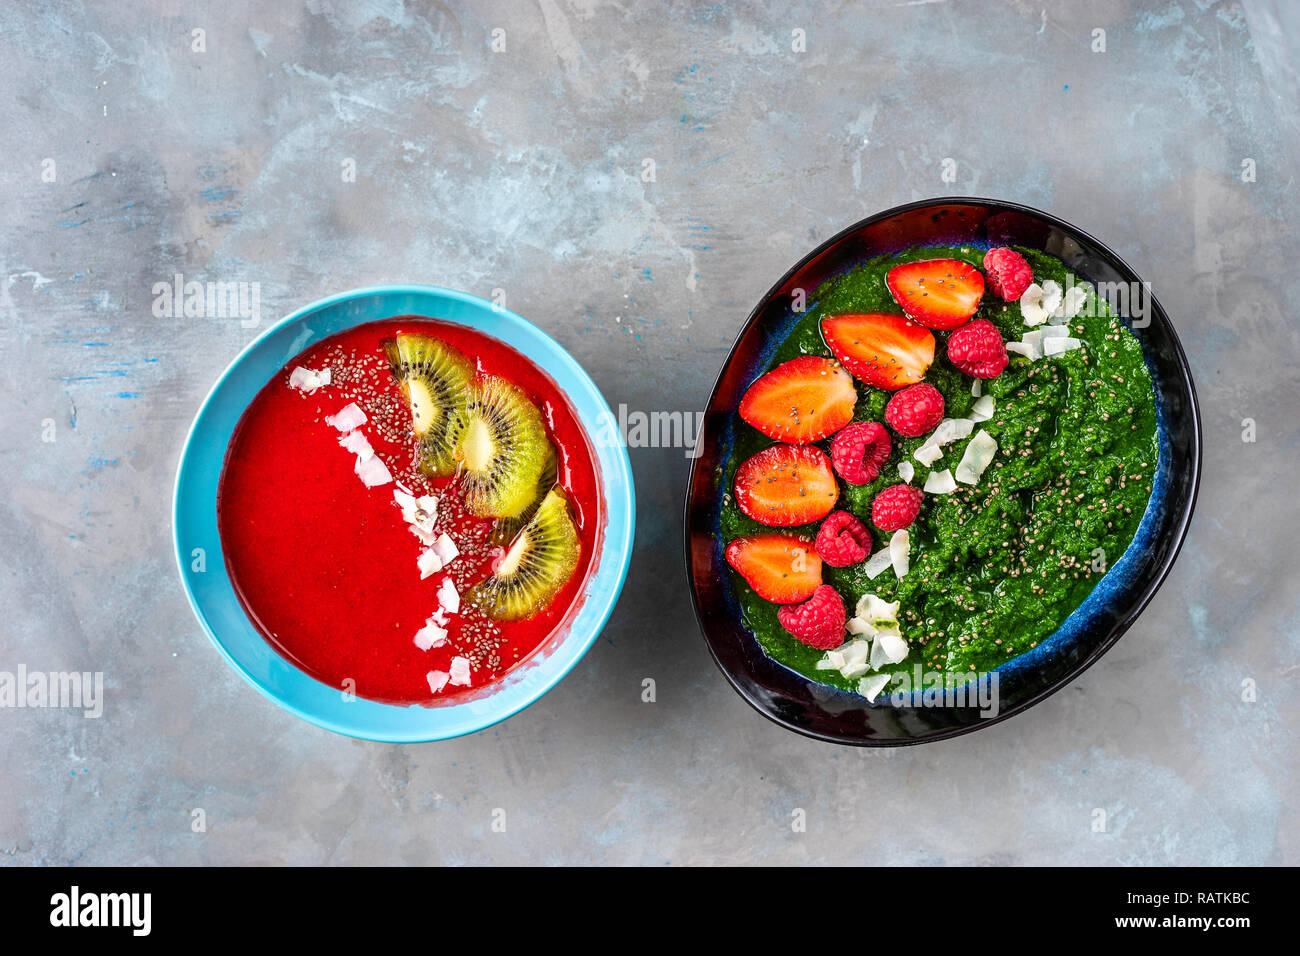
[{"x1": 217, "y1": 318, "x2": 602, "y2": 705}]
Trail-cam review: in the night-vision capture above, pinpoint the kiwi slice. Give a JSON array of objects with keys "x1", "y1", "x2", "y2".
[
  {"x1": 383, "y1": 334, "x2": 475, "y2": 476},
  {"x1": 490, "y1": 444, "x2": 558, "y2": 546},
  {"x1": 449, "y1": 374, "x2": 550, "y2": 518},
  {"x1": 468, "y1": 488, "x2": 581, "y2": 621}
]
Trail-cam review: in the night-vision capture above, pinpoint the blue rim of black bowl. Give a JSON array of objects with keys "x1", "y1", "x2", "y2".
[{"x1": 683, "y1": 197, "x2": 1202, "y2": 746}]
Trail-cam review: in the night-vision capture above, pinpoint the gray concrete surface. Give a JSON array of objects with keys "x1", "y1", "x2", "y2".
[{"x1": 1, "y1": 0, "x2": 1296, "y2": 865}]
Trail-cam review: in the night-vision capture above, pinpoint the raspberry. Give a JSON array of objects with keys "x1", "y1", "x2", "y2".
[
  {"x1": 871, "y1": 483, "x2": 924, "y2": 532},
  {"x1": 947, "y1": 319, "x2": 1009, "y2": 379},
  {"x1": 830, "y1": 422, "x2": 891, "y2": 485},
  {"x1": 983, "y1": 247, "x2": 1034, "y2": 301},
  {"x1": 815, "y1": 510, "x2": 872, "y2": 567},
  {"x1": 777, "y1": 584, "x2": 847, "y2": 649},
  {"x1": 885, "y1": 383, "x2": 945, "y2": 438}
]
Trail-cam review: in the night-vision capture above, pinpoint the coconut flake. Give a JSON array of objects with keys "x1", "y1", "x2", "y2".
[
  {"x1": 426, "y1": 670, "x2": 450, "y2": 693},
  {"x1": 1056, "y1": 283, "x2": 1089, "y2": 319},
  {"x1": 856, "y1": 593, "x2": 899, "y2": 623},
  {"x1": 394, "y1": 490, "x2": 439, "y2": 543},
  {"x1": 846, "y1": 617, "x2": 876, "y2": 637},
  {"x1": 1020, "y1": 282, "x2": 1049, "y2": 326},
  {"x1": 1039, "y1": 279, "x2": 1063, "y2": 315},
  {"x1": 1009, "y1": 328, "x2": 1046, "y2": 361},
  {"x1": 288, "y1": 366, "x2": 326, "y2": 393},
  {"x1": 339, "y1": 429, "x2": 374, "y2": 461},
  {"x1": 431, "y1": 532, "x2": 459, "y2": 568},
  {"x1": 969, "y1": 395, "x2": 996, "y2": 422},
  {"x1": 931, "y1": 418, "x2": 974, "y2": 446},
  {"x1": 448, "y1": 656, "x2": 471, "y2": 686},
  {"x1": 437, "y1": 577, "x2": 460, "y2": 615},
  {"x1": 841, "y1": 660, "x2": 870, "y2": 680},
  {"x1": 822, "y1": 640, "x2": 870, "y2": 678},
  {"x1": 1043, "y1": 336, "x2": 1082, "y2": 356},
  {"x1": 417, "y1": 548, "x2": 444, "y2": 579},
  {"x1": 898, "y1": 460, "x2": 915, "y2": 484},
  {"x1": 869, "y1": 634, "x2": 893, "y2": 670},
  {"x1": 414, "y1": 620, "x2": 447, "y2": 651},
  {"x1": 971, "y1": 378, "x2": 982, "y2": 398},
  {"x1": 924, "y1": 468, "x2": 958, "y2": 494},
  {"x1": 818, "y1": 647, "x2": 846, "y2": 670},
  {"x1": 874, "y1": 628, "x2": 909, "y2": 665},
  {"x1": 354, "y1": 454, "x2": 392, "y2": 488},
  {"x1": 914, "y1": 442, "x2": 943, "y2": 466},
  {"x1": 841, "y1": 640, "x2": 871, "y2": 667},
  {"x1": 288, "y1": 367, "x2": 319, "y2": 390},
  {"x1": 857, "y1": 673, "x2": 892, "y2": 702},
  {"x1": 864, "y1": 546, "x2": 894, "y2": 579},
  {"x1": 955, "y1": 429, "x2": 998, "y2": 485},
  {"x1": 325, "y1": 402, "x2": 367, "y2": 432},
  {"x1": 1040, "y1": 324, "x2": 1071, "y2": 340},
  {"x1": 889, "y1": 529, "x2": 910, "y2": 579}
]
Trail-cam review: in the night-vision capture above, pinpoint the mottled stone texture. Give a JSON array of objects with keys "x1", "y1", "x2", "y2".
[{"x1": 0, "y1": 0, "x2": 1295, "y2": 865}]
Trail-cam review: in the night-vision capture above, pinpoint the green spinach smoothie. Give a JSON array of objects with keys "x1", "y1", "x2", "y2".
[{"x1": 719, "y1": 246, "x2": 1159, "y2": 694}]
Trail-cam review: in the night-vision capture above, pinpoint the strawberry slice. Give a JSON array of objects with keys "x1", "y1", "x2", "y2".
[
  {"x1": 885, "y1": 259, "x2": 985, "y2": 330},
  {"x1": 821, "y1": 313, "x2": 935, "y2": 391},
  {"x1": 725, "y1": 534, "x2": 823, "y2": 604},
  {"x1": 738, "y1": 355, "x2": 857, "y2": 444},
  {"x1": 734, "y1": 444, "x2": 839, "y2": 527}
]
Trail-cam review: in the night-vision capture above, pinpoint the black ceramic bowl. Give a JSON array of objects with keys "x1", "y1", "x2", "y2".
[{"x1": 685, "y1": 198, "x2": 1200, "y2": 746}]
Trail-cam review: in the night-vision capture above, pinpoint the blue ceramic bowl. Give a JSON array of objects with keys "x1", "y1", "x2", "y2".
[
  {"x1": 174, "y1": 286, "x2": 634, "y2": 742},
  {"x1": 685, "y1": 199, "x2": 1201, "y2": 745}
]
